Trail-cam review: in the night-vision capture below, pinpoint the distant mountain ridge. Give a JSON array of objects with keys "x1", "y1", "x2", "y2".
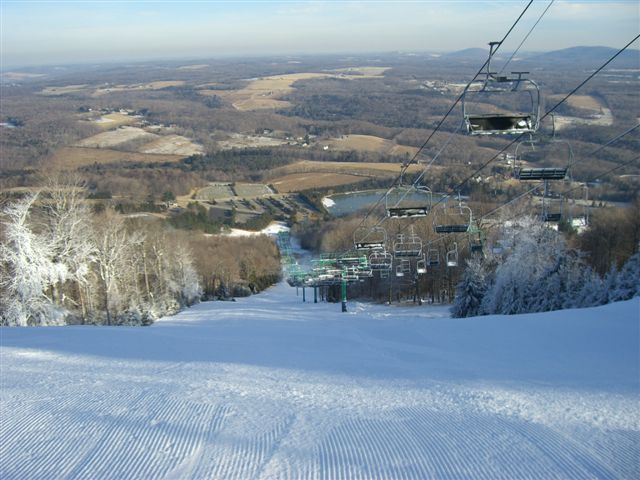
[
  {"x1": 444, "y1": 45, "x2": 639, "y2": 67},
  {"x1": 525, "y1": 46, "x2": 639, "y2": 64}
]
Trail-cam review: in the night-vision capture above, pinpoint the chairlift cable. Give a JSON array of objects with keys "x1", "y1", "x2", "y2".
[
  {"x1": 492, "y1": 155, "x2": 640, "y2": 230},
  {"x1": 423, "y1": 33, "x2": 640, "y2": 220},
  {"x1": 354, "y1": 0, "x2": 536, "y2": 227},
  {"x1": 498, "y1": 0, "x2": 555, "y2": 75},
  {"x1": 560, "y1": 155, "x2": 639, "y2": 198},
  {"x1": 492, "y1": 123, "x2": 640, "y2": 218},
  {"x1": 480, "y1": 183, "x2": 544, "y2": 220},
  {"x1": 588, "y1": 123, "x2": 640, "y2": 157}
]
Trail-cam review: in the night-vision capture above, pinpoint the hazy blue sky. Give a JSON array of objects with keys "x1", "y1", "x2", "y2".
[{"x1": 1, "y1": 1, "x2": 638, "y2": 68}]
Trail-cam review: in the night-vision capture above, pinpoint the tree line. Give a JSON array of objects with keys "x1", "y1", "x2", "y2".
[
  {"x1": 452, "y1": 216, "x2": 639, "y2": 317},
  {"x1": 0, "y1": 179, "x2": 283, "y2": 326}
]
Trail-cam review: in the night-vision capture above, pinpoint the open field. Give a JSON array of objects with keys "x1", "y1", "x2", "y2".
[
  {"x1": 138, "y1": 134, "x2": 204, "y2": 155},
  {"x1": 73, "y1": 126, "x2": 202, "y2": 155},
  {"x1": 270, "y1": 172, "x2": 370, "y2": 192},
  {"x1": 39, "y1": 84, "x2": 88, "y2": 96},
  {"x1": 546, "y1": 94, "x2": 614, "y2": 130},
  {"x1": 547, "y1": 94, "x2": 604, "y2": 111},
  {"x1": 92, "y1": 80, "x2": 186, "y2": 96},
  {"x1": 200, "y1": 69, "x2": 389, "y2": 111},
  {"x1": 89, "y1": 112, "x2": 141, "y2": 129},
  {"x1": 48, "y1": 147, "x2": 184, "y2": 169},
  {"x1": 330, "y1": 67, "x2": 391, "y2": 76},
  {"x1": 38, "y1": 81, "x2": 186, "y2": 97},
  {"x1": 75, "y1": 126, "x2": 159, "y2": 149},
  {"x1": 269, "y1": 160, "x2": 430, "y2": 179},
  {"x1": 326, "y1": 134, "x2": 418, "y2": 156},
  {"x1": 178, "y1": 64, "x2": 209, "y2": 70},
  {"x1": 216, "y1": 133, "x2": 289, "y2": 150},
  {"x1": 194, "y1": 183, "x2": 273, "y2": 201},
  {"x1": 1, "y1": 71, "x2": 47, "y2": 80},
  {"x1": 555, "y1": 108, "x2": 614, "y2": 130}
]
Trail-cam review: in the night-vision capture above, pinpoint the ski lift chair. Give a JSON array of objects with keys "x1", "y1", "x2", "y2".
[
  {"x1": 433, "y1": 202, "x2": 473, "y2": 234},
  {"x1": 446, "y1": 242, "x2": 459, "y2": 267},
  {"x1": 462, "y1": 70, "x2": 540, "y2": 136},
  {"x1": 539, "y1": 178, "x2": 564, "y2": 223},
  {"x1": 492, "y1": 240, "x2": 504, "y2": 256},
  {"x1": 369, "y1": 250, "x2": 393, "y2": 271},
  {"x1": 468, "y1": 224, "x2": 485, "y2": 255},
  {"x1": 427, "y1": 247, "x2": 440, "y2": 267},
  {"x1": 542, "y1": 212, "x2": 562, "y2": 222},
  {"x1": 416, "y1": 255, "x2": 427, "y2": 274},
  {"x1": 393, "y1": 230, "x2": 423, "y2": 258},
  {"x1": 514, "y1": 131, "x2": 572, "y2": 181},
  {"x1": 386, "y1": 185, "x2": 432, "y2": 218},
  {"x1": 354, "y1": 226, "x2": 387, "y2": 251},
  {"x1": 395, "y1": 259, "x2": 411, "y2": 277}
]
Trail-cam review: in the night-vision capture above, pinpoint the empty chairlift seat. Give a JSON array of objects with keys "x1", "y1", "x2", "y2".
[
  {"x1": 446, "y1": 242, "x2": 459, "y2": 267},
  {"x1": 516, "y1": 167, "x2": 567, "y2": 181},
  {"x1": 386, "y1": 185, "x2": 432, "y2": 219},
  {"x1": 427, "y1": 248, "x2": 440, "y2": 267},
  {"x1": 467, "y1": 114, "x2": 534, "y2": 135},
  {"x1": 354, "y1": 226, "x2": 387, "y2": 251},
  {"x1": 433, "y1": 203, "x2": 473, "y2": 234},
  {"x1": 393, "y1": 230, "x2": 423, "y2": 258},
  {"x1": 369, "y1": 250, "x2": 393, "y2": 271},
  {"x1": 514, "y1": 136, "x2": 572, "y2": 181}
]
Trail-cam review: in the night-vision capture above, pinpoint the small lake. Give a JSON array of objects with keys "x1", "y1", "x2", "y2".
[{"x1": 323, "y1": 189, "x2": 449, "y2": 217}]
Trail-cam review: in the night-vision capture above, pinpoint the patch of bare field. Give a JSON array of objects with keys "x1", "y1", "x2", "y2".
[
  {"x1": 554, "y1": 109, "x2": 614, "y2": 130},
  {"x1": 204, "y1": 69, "x2": 389, "y2": 111},
  {"x1": 269, "y1": 160, "x2": 427, "y2": 178},
  {"x1": 39, "y1": 85, "x2": 89, "y2": 96},
  {"x1": 194, "y1": 182, "x2": 273, "y2": 201},
  {"x1": 329, "y1": 67, "x2": 390, "y2": 77},
  {"x1": 138, "y1": 135, "x2": 204, "y2": 155},
  {"x1": 326, "y1": 134, "x2": 418, "y2": 156},
  {"x1": 234, "y1": 183, "x2": 273, "y2": 197},
  {"x1": 270, "y1": 172, "x2": 369, "y2": 192},
  {"x1": 2, "y1": 72, "x2": 47, "y2": 80},
  {"x1": 178, "y1": 64, "x2": 209, "y2": 70},
  {"x1": 216, "y1": 133, "x2": 289, "y2": 150},
  {"x1": 92, "y1": 80, "x2": 185, "y2": 96},
  {"x1": 548, "y1": 94, "x2": 604, "y2": 111},
  {"x1": 75, "y1": 126, "x2": 159, "y2": 149},
  {"x1": 90, "y1": 112, "x2": 140, "y2": 129},
  {"x1": 47, "y1": 147, "x2": 183, "y2": 169},
  {"x1": 546, "y1": 94, "x2": 613, "y2": 130}
]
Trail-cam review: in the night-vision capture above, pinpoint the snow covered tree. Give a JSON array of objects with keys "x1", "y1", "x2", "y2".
[
  {"x1": 92, "y1": 212, "x2": 142, "y2": 325},
  {"x1": 0, "y1": 193, "x2": 60, "y2": 326},
  {"x1": 451, "y1": 257, "x2": 488, "y2": 318},
  {"x1": 168, "y1": 242, "x2": 202, "y2": 306},
  {"x1": 481, "y1": 217, "x2": 561, "y2": 315},
  {"x1": 610, "y1": 251, "x2": 640, "y2": 301},
  {"x1": 40, "y1": 177, "x2": 96, "y2": 319}
]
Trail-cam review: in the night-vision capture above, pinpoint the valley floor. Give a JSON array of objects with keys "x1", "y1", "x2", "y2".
[{"x1": 1, "y1": 282, "x2": 638, "y2": 479}]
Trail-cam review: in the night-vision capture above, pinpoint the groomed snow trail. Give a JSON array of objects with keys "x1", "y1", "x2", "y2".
[{"x1": 1, "y1": 283, "x2": 638, "y2": 479}]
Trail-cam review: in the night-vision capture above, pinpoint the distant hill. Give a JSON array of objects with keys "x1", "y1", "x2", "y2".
[
  {"x1": 525, "y1": 46, "x2": 640, "y2": 66},
  {"x1": 441, "y1": 45, "x2": 639, "y2": 69},
  {"x1": 443, "y1": 48, "x2": 491, "y2": 60}
]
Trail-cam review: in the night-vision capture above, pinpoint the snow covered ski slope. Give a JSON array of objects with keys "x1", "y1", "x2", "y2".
[{"x1": 1, "y1": 282, "x2": 638, "y2": 479}]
